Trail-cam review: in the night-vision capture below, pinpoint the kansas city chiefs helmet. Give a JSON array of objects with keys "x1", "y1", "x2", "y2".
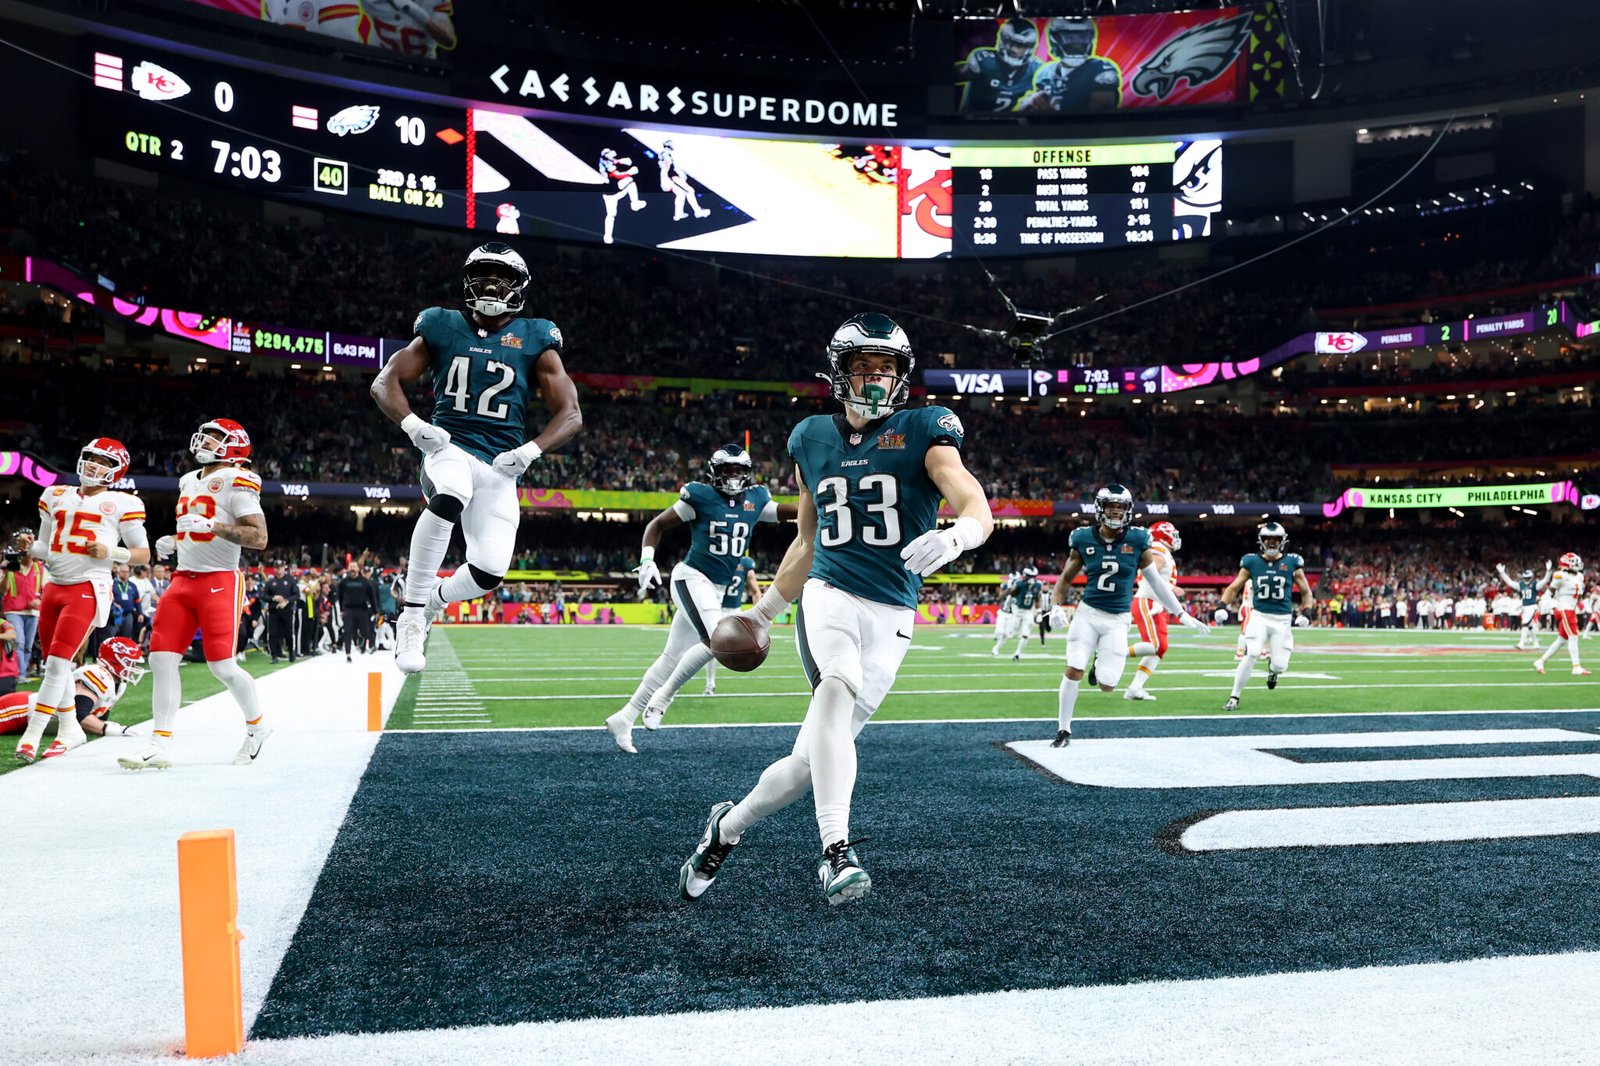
[
  {"x1": 97, "y1": 636, "x2": 147, "y2": 685},
  {"x1": 191, "y1": 419, "x2": 252, "y2": 466},
  {"x1": 77, "y1": 438, "x2": 130, "y2": 486},
  {"x1": 1150, "y1": 521, "x2": 1182, "y2": 550}
]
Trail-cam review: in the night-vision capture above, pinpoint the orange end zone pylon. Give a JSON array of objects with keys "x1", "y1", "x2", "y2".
[
  {"x1": 368, "y1": 672, "x2": 382, "y2": 731},
  {"x1": 177, "y1": 829, "x2": 244, "y2": 1059}
]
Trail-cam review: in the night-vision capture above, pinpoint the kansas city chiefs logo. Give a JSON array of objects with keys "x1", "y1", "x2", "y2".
[
  {"x1": 327, "y1": 105, "x2": 381, "y2": 137},
  {"x1": 1130, "y1": 14, "x2": 1252, "y2": 101},
  {"x1": 131, "y1": 61, "x2": 191, "y2": 102}
]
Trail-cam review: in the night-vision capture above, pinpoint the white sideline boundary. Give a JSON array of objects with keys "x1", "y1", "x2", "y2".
[
  {"x1": 0, "y1": 653, "x2": 405, "y2": 1065},
  {"x1": 6, "y1": 685, "x2": 1600, "y2": 1064}
]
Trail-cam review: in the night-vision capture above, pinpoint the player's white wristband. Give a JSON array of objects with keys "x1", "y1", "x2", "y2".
[
  {"x1": 515, "y1": 441, "x2": 543, "y2": 465},
  {"x1": 400, "y1": 413, "x2": 427, "y2": 437},
  {"x1": 110, "y1": 546, "x2": 132, "y2": 563},
  {"x1": 751, "y1": 586, "x2": 791, "y2": 627},
  {"x1": 639, "y1": 546, "x2": 656, "y2": 564},
  {"x1": 948, "y1": 515, "x2": 986, "y2": 552}
]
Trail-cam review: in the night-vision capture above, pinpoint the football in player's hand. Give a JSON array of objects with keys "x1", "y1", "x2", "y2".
[{"x1": 710, "y1": 613, "x2": 770, "y2": 672}]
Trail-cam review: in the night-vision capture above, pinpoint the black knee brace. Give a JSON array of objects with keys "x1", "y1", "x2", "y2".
[
  {"x1": 468, "y1": 563, "x2": 504, "y2": 592},
  {"x1": 427, "y1": 494, "x2": 465, "y2": 522}
]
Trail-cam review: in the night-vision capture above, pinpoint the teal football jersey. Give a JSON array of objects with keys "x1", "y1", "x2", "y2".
[
  {"x1": 1519, "y1": 578, "x2": 1538, "y2": 607},
  {"x1": 676, "y1": 482, "x2": 776, "y2": 587},
  {"x1": 789, "y1": 406, "x2": 965, "y2": 610},
  {"x1": 414, "y1": 307, "x2": 562, "y2": 464},
  {"x1": 1240, "y1": 552, "x2": 1305, "y2": 616},
  {"x1": 1013, "y1": 577, "x2": 1043, "y2": 611},
  {"x1": 721, "y1": 556, "x2": 757, "y2": 609},
  {"x1": 1071, "y1": 525, "x2": 1152, "y2": 614}
]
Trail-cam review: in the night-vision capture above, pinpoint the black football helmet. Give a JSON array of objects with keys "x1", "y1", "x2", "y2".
[{"x1": 1046, "y1": 17, "x2": 1096, "y2": 67}]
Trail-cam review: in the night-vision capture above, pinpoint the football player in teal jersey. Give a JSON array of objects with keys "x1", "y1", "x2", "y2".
[
  {"x1": 985, "y1": 569, "x2": 1024, "y2": 653},
  {"x1": 1219, "y1": 522, "x2": 1314, "y2": 710},
  {"x1": 371, "y1": 243, "x2": 582, "y2": 674},
  {"x1": 678, "y1": 312, "x2": 993, "y2": 906},
  {"x1": 639, "y1": 555, "x2": 762, "y2": 729},
  {"x1": 1008, "y1": 564, "x2": 1045, "y2": 661},
  {"x1": 1496, "y1": 560, "x2": 1552, "y2": 650},
  {"x1": 956, "y1": 17, "x2": 1042, "y2": 112},
  {"x1": 1045, "y1": 485, "x2": 1209, "y2": 746},
  {"x1": 605, "y1": 444, "x2": 781, "y2": 753}
]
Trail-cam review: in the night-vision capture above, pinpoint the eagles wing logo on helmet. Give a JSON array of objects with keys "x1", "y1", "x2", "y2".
[
  {"x1": 1130, "y1": 13, "x2": 1252, "y2": 101},
  {"x1": 463, "y1": 243, "x2": 530, "y2": 318},
  {"x1": 997, "y1": 18, "x2": 1039, "y2": 67},
  {"x1": 825, "y1": 313, "x2": 915, "y2": 420}
]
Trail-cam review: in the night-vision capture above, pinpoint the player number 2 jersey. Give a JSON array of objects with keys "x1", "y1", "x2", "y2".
[
  {"x1": 414, "y1": 307, "x2": 563, "y2": 465},
  {"x1": 1240, "y1": 552, "x2": 1305, "y2": 616},
  {"x1": 35, "y1": 485, "x2": 147, "y2": 588},
  {"x1": 1072, "y1": 524, "x2": 1152, "y2": 615},
  {"x1": 174, "y1": 467, "x2": 264, "y2": 572},
  {"x1": 789, "y1": 406, "x2": 964, "y2": 610},
  {"x1": 672, "y1": 482, "x2": 778, "y2": 588}
]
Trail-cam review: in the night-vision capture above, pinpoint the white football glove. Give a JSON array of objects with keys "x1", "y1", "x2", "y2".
[
  {"x1": 155, "y1": 535, "x2": 177, "y2": 559},
  {"x1": 491, "y1": 441, "x2": 543, "y2": 480},
  {"x1": 1048, "y1": 603, "x2": 1069, "y2": 630},
  {"x1": 1294, "y1": 613, "x2": 1312, "y2": 628},
  {"x1": 899, "y1": 516, "x2": 986, "y2": 579},
  {"x1": 175, "y1": 513, "x2": 215, "y2": 535},
  {"x1": 400, "y1": 414, "x2": 451, "y2": 456},
  {"x1": 632, "y1": 558, "x2": 662, "y2": 594},
  {"x1": 1177, "y1": 611, "x2": 1212, "y2": 636}
]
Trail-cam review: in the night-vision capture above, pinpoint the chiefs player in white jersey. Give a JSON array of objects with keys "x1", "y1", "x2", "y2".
[
  {"x1": 364, "y1": 0, "x2": 456, "y2": 57},
  {"x1": 1533, "y1": 552, "x2": 1591, "y2": 677},
  {"x1": 1123, "y1": 521, "x2": 1182, "y2": 701},
  {"x1": 120, "y1": 420, "x2": 271, "y2": 771},
  {"x1": 0, "y1": 637, "x2": 146, "y2": 746},
  {"x1": 10, "y1": 439, "x2": 149, "y2": 763}
]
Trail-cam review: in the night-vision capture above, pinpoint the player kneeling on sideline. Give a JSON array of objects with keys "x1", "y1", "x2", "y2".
[
  {"x1": 1124, "y1": 521, "x2": 1183, "y2": 701},
  {"x1": 0, "y1": 637, "x2": 147, "y2": 751},
  {"x1": 678, "y1": 312, "x2": 993, "y2": 906},
  {"x1": 123, "y1": 420, "x2": 270, "y2": 771},
  {"x1": 11, "y1": 439, "x2": 149, "y2": 763},
  {"x1": 1219, "y1": 522, "x2": 1313, "y2": 711},
  {"x1": 605, "y1": 444, "x2": 781, "y2": 753},
  {"x1": 373, "y1": 243, "x2": 582, "y2": 676},
  {"x1": 1533, "y1": 553, "x2": 1591, "y2": 676},
  {"x1": 1047, "y1": 487, "x2": 1209, "y2": 746}
]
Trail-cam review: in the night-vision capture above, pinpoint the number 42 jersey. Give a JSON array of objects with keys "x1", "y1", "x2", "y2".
[
  {"x1": 788, "y1": 406, "x2": 964, "y2": 610},
  {"x1": 414, "y1": 307, "x2": 563, "y2": 465}
]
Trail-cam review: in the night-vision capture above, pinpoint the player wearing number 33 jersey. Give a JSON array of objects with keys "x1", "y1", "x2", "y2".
[
  {"x1": 372, "y1": 243, "x2": 583, "y2": 676},
  {"x1": 605, "y1": 444, "x2": 781, "y2": 753},
  {"x1": 676, "y1": 313, "x2": 994, "y2": 907}
]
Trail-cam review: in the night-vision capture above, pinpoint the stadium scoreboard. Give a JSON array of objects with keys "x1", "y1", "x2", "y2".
[
  {"x1": 86, "y1": 42, "x2": 466, "y2": 226},
  {"x1": 951, "y1": 143, "x2": 1180, "y2": 252}
]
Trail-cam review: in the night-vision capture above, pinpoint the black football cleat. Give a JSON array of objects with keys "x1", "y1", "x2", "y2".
[
  {"x1": 1051, "y1": 729, "x2": 1072, "y2": 748},
  {"x1": 1267, "y1": 671, "x2": 1279, "y2": 690}
]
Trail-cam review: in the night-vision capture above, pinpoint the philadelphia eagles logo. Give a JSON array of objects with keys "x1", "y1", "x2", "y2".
[{"x1": 1130, "y1": 14, "x2": 1252, "y2": 101}]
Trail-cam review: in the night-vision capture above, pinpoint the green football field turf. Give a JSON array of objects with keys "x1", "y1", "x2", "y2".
[
  {"x1": 384, "y1": 623, "x2": 1600, "y2": 732},
  {"x1": 0, "y1": 652, "x2": 294, "y2": 778}
]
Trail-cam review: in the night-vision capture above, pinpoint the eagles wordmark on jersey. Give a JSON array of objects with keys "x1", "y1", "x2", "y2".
[{"x1": 1239, "y1": 552, "x2": 1305, "y2": 616}]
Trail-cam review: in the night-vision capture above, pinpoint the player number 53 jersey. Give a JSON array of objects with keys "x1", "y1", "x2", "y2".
[
  {"x1": 174, "y1": 468, "x2": 264, "y2": 572},
  {"x1": 1240, "y1": 552, "x2": 1305, "y2": 616},
  {"x1": 35, "y1": 485, "x2": 147, "y2": 588}
]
